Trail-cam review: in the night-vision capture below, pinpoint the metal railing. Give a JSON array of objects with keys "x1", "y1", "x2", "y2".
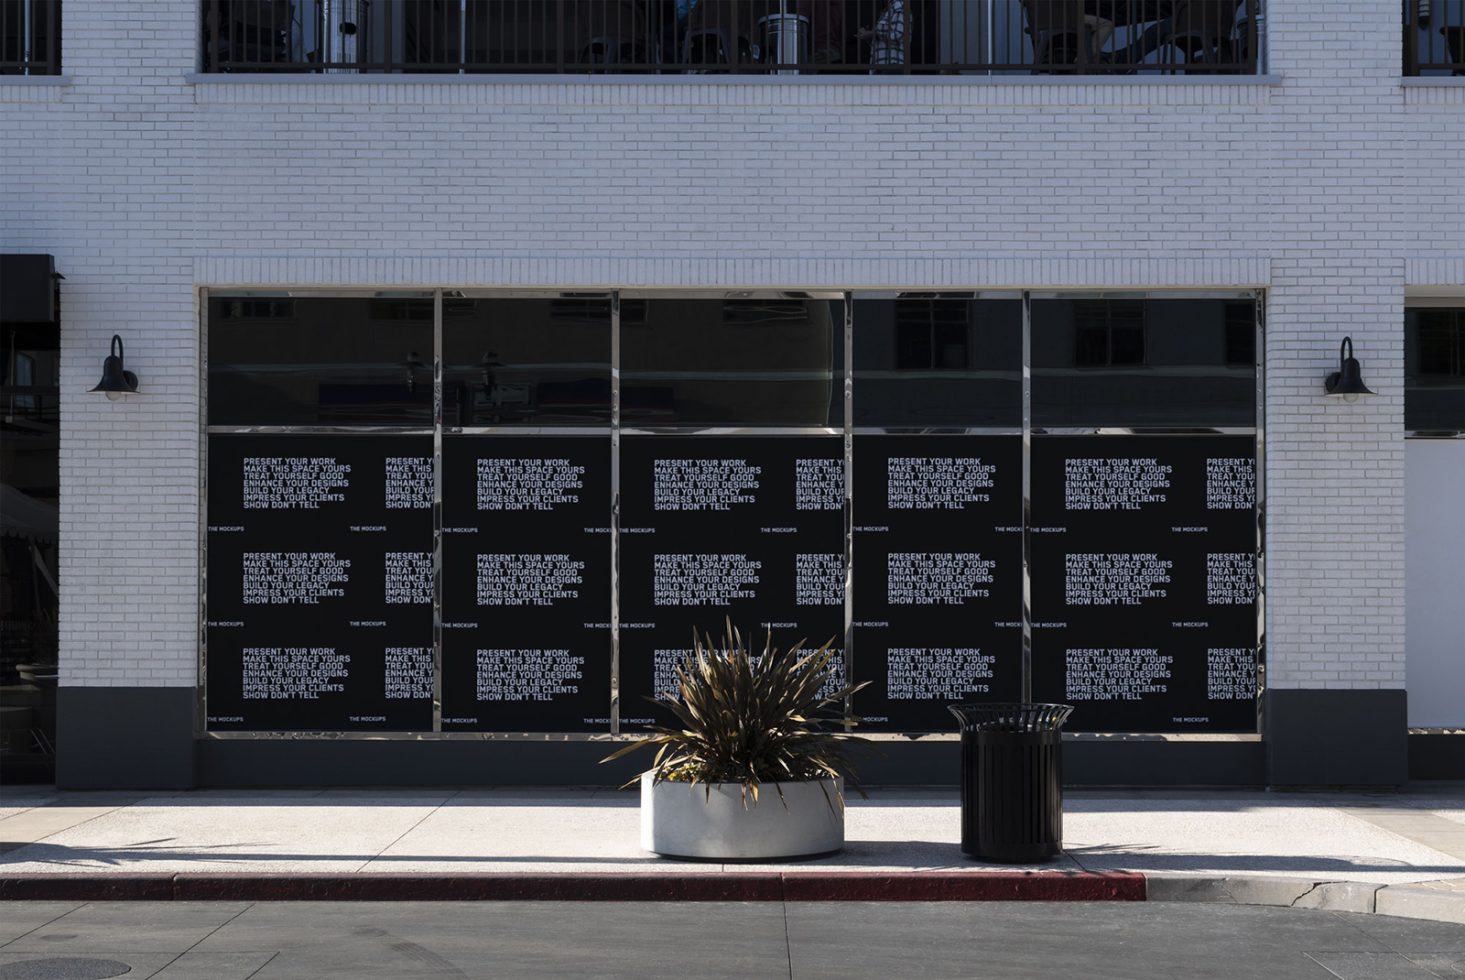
[
  {"x1": 200, "y1": 1, "x2": 1258, "y2": 75},
  {"x1": 0, "y1": 0, "x2": 60, "y2": 75},
  {"x1": 1406, "y1": 0, "x2": 1465, "y2": 75}
]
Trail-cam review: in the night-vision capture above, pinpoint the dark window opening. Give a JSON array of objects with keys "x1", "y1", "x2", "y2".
[
  {"x1": 1407, "y1": 308, "x2": 1465, "y2": 432},
  {"x1": 0, "y1": 0, "x2": 61, "y2": 75}
]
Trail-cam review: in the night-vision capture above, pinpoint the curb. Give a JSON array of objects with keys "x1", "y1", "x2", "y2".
[
  {"x1": 1, "y1": 873, "x2": 1460, "y2": 924},
  {"x1": 0, "y1": 871, "x2": 1142, "y2": 903}
]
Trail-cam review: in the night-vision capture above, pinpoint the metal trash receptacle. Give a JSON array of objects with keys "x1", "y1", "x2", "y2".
[{"x1": 947, "y1": 702, "x2": 1073, "y2": 863}]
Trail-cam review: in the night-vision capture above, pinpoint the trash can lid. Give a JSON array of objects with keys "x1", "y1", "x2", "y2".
[{"x1": 947, "y1": 702, "x2": 1074, "y2": 732}]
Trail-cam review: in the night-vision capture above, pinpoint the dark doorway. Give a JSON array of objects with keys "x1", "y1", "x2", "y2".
[{"x1": 1, "y1": 254, "x2": 60, "y2": 783}]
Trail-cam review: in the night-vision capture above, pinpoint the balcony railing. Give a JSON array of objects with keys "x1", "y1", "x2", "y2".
[
  {"x1": 0, "y1": 0, "x2": 60, "y2": 75},
  {"x1": 1406, "y1": 0, "x2": 1465, "y2": 75},
  {"x1": 201, "y1": 1, "x2": 1258, "y2": 76}
]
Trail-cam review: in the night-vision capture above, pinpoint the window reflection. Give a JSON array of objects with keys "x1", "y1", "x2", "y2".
[
  {"x1": 208, "y1": 295, "x2": 434, "y2": 425},
  {"x1": 1031, "y1": 296, "x2": 1255, "y2": 428},
  {"x1": 853, "y1": 294, "x2": 1021, "y2": 427},
  {"x1": 620, "y1": 296, "x2": 843, "y2": 427},
  {"x1": 442, "y1": 296, "x2": 611, "y2": 426}
]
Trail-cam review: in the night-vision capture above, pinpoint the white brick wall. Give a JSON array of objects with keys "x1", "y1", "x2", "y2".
[{"x1": 2, "y1": 0, "x2": 1461, "y2": 695}]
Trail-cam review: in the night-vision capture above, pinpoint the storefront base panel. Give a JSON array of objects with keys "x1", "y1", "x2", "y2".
[
  {"x1": 57, "y1": 687, "x2": 196, "y2": 791},
  {"x1": 1408, "y1": 732, "x2": 1465, "y2": 781},
  {"x1": 184, "y1": 738, "x2": 1265, "y2": 789},
  {"x1": 1265, "y1": 689, "x2": 1409, "y2": 789}
]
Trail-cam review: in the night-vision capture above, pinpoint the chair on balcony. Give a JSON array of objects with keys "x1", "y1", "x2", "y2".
[
  {"x1": 681, "y1": 1, "x2": 755, "y2": 71},
  {"x1": 1021, "y1": 0, "x2": 1113, "y2": 71},
  {"x1": 1158, "y1": 0, "x2": 1245, "y2": 72},
  {"x1": 575, "y1": 0, "x2": 658, "y2": 69},
  {"x1": 682, "y1": 28, "x2": 754, "y2": 70}
]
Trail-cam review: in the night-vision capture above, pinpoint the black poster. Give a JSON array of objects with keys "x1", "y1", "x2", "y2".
[
  {"x1": 1029, "y1": 436, "x2": 1258, "y2": 732},
  {"x1": 852, "y1": 435, "x2": 1023, "y2": 731},
  {"x1": 618, "y1": 436, "x2": 846, "y2": 730},
  {"x1": 440, "y1": 436, "x2": 611, "y2": 732},
  {"x1": 206, "y1": 434, "x2": 434, "y2": 731}
]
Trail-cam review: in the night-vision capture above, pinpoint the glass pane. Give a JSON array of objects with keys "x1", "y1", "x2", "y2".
[
  {"x1": 1029, "y1": 434, "x2": 1258, "y2": 733},
  {"x1": 439, "y1": 435, "x2": 611, "y2": 733},
  {"x1": 1406, "y1": 309, "x2": 1465, "y2": 431},
  {"x1": 851, "y1": 434, "x2": 1023, "y2": 732},
  {"x1": 208, "y1": 295, "x2": 434, "y2": 426},
  {"x1": 1, "y1": 320, "x2": 59, "y2": 781},
  {"x1": 853, "y1": 295, "x2": 1021, "y2": 428},
  {"x1": 205, "y1": 434, "x2": 434, "y2": 732},
  {"x1": 616, "y1": 435, "x2": 845, "y2": 731},
  {"x1": 620, "y1": 296, "x2": 843, "y2": 427},
  {"x1": 442, "y1": 296, "x2": 612, "y2": 427},
  {"x1": 1032, "y1": 297, "x2": 1256, "y2": 428}
]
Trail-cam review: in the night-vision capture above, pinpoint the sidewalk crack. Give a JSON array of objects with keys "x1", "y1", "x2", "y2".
[{"x1": 355, "y1": 789, "x2": 459, "y2": 873}]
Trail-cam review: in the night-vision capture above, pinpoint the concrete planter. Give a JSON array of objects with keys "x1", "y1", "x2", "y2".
[{"x1": 640, "y1": 772, "x2": 845, "y2": 860}]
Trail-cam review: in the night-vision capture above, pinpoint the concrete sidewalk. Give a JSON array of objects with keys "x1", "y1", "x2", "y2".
[{"x1": 1, "y1": 785, "x2": 1462, "y2": 921}]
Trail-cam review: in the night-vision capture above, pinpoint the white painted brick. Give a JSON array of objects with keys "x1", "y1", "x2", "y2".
[{"x1": 0, "y1": 0, "x2": 1458, "y2": 696}]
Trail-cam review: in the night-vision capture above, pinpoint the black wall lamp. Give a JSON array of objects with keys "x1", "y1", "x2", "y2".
[
  {"x1": 1323, "y1": 336, "x2": 1374, "y2": 402},
  {"x1": 90, "y1": 334, "x2": 138, "y2": 400}
]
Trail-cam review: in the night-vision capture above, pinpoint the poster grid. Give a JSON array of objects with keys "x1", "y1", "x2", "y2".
[{"x1": 198, "y1": 289, "x2": 1265, "y2": 738}]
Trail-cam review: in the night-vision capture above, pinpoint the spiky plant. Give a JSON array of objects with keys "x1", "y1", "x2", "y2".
[{"x1": 602, "y1": 618, "x2": 870, "y2": 809}]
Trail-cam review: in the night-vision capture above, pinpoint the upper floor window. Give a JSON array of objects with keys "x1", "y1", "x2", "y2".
[
  {"x1": 199, "y1": 0, "x2": 1258, "y2": 76},
  {"x1": 1, "y1": 0, "x2": 60, "y2": 75},
  {"x1": 1406, "y1": 0, "x2": 1465, "y2": 76}
]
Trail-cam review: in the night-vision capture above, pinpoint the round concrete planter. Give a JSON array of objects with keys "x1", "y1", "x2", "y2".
[{"x1": 640, "y1": 772, "x2": 845, "y2": 860}]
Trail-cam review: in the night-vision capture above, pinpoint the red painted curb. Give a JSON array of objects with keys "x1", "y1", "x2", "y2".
[
  {"x1": 782, "y1": 872, "x2": 1146, "y2": 902},
  {"x1": 0, "y1": 871, "x2": 1147, "y2": 902}
]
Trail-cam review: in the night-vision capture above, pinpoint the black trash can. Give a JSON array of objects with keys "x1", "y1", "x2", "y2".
[{"x1": 947, "y1": 702, "x2": 1074, "y2": 863}]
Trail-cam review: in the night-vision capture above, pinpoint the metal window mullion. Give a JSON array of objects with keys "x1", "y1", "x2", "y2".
[
  {"x1": 610, "y1": 291, "x2": 622, "y2": 736},
  {"x1": 199, "y1": 288, "x2": 211, "y2": 735},
  {"x1": 1252, "y1": 289, "x2": 1266, "y2": 736},
  {"x1": 432, "y1": 288, "x2": 444, "y2": 733},
  {"x1": 1021, "y1": 290, "x2": 1033, "y2": 705},
  {"x1": 842, "y1": 292, "x2": 855, "y2": 729}
]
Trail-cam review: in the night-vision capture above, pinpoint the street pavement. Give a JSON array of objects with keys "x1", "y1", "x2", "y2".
[{"x1": 1, "y1": 899, "x2": 1463, "y2": 979}]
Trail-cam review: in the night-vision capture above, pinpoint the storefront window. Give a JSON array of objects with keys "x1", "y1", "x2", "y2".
[
  {"x1": 853, "y1": 293, "x2": 1021, "y2": 428},
  {"x1": 1032, "y1": 296, "x2": 1256, "y2": 428},
  {"x1": 620, "y1": 295, "x2": 843, "y2": 427},
  {"x1": 442, "y1": 295, "x2": 611, "y2": 427},
  {"x1": 208, "y1": 294, "x2": 434, "y2": 426},
  {"x1": 204, "y1": 288, "x2": 1260, "y2": 738}
]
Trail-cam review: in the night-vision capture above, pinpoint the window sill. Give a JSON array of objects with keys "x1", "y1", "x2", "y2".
[{"x1": 0, "y1": 75, "x2": 71, "y2": 101}]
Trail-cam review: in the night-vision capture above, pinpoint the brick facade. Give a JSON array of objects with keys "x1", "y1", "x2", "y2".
[{"x1": 2, "y1": 2, "x2": 1461, "y2": 764}]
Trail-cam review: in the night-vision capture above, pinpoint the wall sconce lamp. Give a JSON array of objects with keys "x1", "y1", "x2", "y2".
[
  {"x1": 1323, "y1": 337, "x2": 1374, "y2": 403},
  {"x1": 89, "y1": 335, "x2": 138, "y2": 400}
]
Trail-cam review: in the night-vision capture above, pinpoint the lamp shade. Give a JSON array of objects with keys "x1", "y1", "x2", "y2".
[
  {"x1": 1324, "y1": 337, "x2": 1373, "y2": 400},
  {"x1": 90, "y1": 334, "x2": 139, "y2": 399}
]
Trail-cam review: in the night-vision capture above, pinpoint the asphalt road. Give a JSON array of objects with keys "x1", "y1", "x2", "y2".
[{"x1": 1, "y1": 900, "x2": 1463, "y2": 979}]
